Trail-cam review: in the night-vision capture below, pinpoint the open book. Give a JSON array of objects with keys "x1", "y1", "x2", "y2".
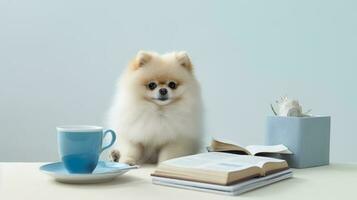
[
  {"x1": 151, "y1": 152, "x2": 289, "y2": 186},
  {"x1": 152, "y1": 169, "x2": 293, "y2": 195},
  {"x1": 209, "y1": 139, "x2": 292, "y2": 156}
]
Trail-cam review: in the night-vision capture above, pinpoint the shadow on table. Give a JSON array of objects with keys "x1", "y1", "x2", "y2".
[
  {"x1": 310, "y1": 163, "x2": 357, "y2": 172},
  {"x1": 240, "y1": 176, "x2": 307, "y2": 198},
  {"x1": 240, "y1": 164, "x2": 357, "y2": 198},
  {"x1": 51, "y1": 175, "x2": 145, "y2": 188}
]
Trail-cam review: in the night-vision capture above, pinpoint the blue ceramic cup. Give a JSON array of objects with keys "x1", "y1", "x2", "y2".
[{"x1": 57, "y1": 125, "x2": 116, "y2": 174}]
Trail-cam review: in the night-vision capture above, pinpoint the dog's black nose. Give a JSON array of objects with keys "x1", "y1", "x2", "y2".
[{"x1": 159, "y1": 88, "x2": 168, "y2": 95}]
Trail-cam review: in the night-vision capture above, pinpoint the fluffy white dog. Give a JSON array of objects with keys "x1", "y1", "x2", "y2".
[{"x1": 107, "y1": 51, "x2": 203, "y2": 165}]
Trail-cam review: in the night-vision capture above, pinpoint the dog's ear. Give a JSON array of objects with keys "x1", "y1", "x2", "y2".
[
  {"x1": 131, "y1": 50, "x2": 152, "y2": 70},
  {"x1": 175, "y1": 51, "x2": 192, "y2": 72}
]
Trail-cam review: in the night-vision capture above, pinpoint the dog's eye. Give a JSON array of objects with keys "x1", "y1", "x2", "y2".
[
  {"x1": 147, "y1": 82, "x2": 157, "y2": 90},
  {"x1": 168, "y1": 81, "x2": 177, "y2": 89}
]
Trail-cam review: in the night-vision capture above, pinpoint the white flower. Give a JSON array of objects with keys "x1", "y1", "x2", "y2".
[
  {"x1": 271, "y1": 97, "x2": 311, "y2": 117},
  {"x1": 279, "y1": 99, "x2": 302, "y2": 117}
]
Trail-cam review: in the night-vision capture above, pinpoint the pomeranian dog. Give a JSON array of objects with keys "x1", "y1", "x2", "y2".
[{"x1": 107, "y1": 51, "x2": 203, "y2": 165}]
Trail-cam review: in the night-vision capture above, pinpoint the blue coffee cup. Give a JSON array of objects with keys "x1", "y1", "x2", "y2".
[{"x1": 57, "y1": 125, "x2": 116, "y2": 174}]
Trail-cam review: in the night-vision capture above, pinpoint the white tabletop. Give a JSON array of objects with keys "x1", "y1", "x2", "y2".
[{"x1": 0, "y1": 162, "x2": 356, "y2": 200}]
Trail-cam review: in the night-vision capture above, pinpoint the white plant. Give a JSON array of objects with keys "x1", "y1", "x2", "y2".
[{"x1": 271, "y1": 96, "x2": 311, "y2": 117}]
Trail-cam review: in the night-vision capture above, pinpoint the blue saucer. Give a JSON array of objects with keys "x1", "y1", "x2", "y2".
[{"x1": 40, "y1": 161, "x2": 138, "y2": 183}]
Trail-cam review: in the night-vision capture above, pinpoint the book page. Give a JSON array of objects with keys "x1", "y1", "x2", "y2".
[
  {"x1": 216, "y1": 153, "x2": 286, "y2": 168},
  {"x1": 211, "y1": 139, "x2": 250, "y2": 155},
  {"x1": 245, "y1": 144, "x2": 292, "y2": 156},
  {"x1": 161, "y1": 152, "x2": 284, "y2": 172}
]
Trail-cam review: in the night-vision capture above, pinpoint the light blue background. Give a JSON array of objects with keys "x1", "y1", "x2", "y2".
[{"x1": 1, "y1": 0, "x2": 356, "y2": 162}]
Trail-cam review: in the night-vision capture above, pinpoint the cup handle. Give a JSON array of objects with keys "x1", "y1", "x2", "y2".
[{"x1": 101, "y1": 129, "x2": 116, "y2": 153}]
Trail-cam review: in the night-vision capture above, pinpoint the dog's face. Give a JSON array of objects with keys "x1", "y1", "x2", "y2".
[
  {"x1": 143, "y1": 77, "x2": 181, "y2": 106},
  {"x1": 123, "y1": 51, "x2": 195, "y2": 106}
]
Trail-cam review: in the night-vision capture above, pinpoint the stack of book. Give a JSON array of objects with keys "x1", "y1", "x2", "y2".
[{"x1": 151, "y1": 140, "x2": 293, "y2": 195}]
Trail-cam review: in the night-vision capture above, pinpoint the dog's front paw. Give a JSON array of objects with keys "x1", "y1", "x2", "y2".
[
  {"x1": 110, "y1": 150, "x2": 120, "y2": 162},
  {"x1": 119, "y1": 157, "x2": 137, "y2": 166}
]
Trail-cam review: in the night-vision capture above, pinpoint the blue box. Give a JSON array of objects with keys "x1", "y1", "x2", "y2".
[{"x1": 265, "y1": 116, "x2": 331, "y2": 168}]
